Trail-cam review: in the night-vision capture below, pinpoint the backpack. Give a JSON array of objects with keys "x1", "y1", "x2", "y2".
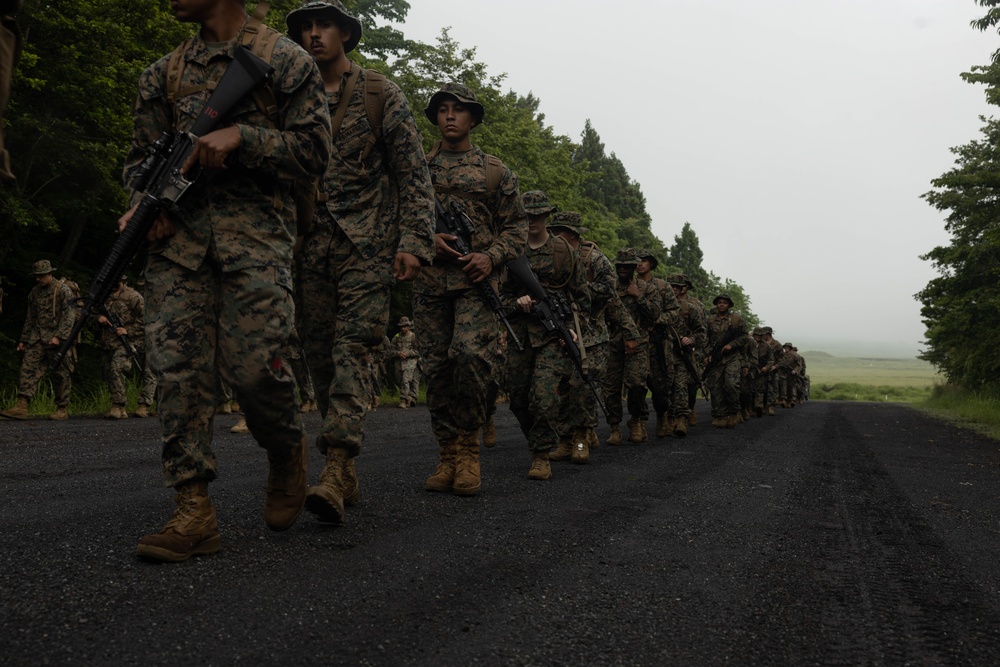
[
  {"x1": 56, "y1": 278, "x2": 83, "y2": 347},
  {"x1": 164, "y1": 1, "x2": 323, "y2": 236}
]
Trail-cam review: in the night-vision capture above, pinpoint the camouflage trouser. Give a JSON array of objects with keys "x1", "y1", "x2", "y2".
[
  {"x1": 137, "y1": 348, "x2": 157, "y2": 406},
  {"x1": 779, "y1": 372, "x2": 796, "y2": 404},
  {"x1": 665, "y1": 353, "x2": 691, "y2": 420},
  {"x1": 646, "y1": 340, "x2": 673, "y2": 416},
  {"x1": 297, "y1": 224, "x2": 391, "y2": 458},
  {"x1": 414, "y1": 288, "x2": 498, "y2": 444},
  {"x1": 284, "y1": 341, "x2": 316, "y2": 404},
  {"x1": 145, "y1": 255, "x2": 305, "y2": 488},
  {"x1": 558, "y1": 342, "x2": 607, "y2": 433},
  {"x1": 399, "y1": 358, "x2": 419, "y2": 403},
  {"x1": 17, "y1": 342, "x2": 73, "y2": 406},
  {"x1": 507, "y1": 338, "x2": 575, "y2": 452},
  {"x1": 706, "y1": 355, "x2": 742, "y2": 418},
  {"x1": 102, "y1": 345, "x2": 133, "y2": 405},
  {"x1": 753, "y1": 373, "x2": 769, "y2": 411},
  {"x1": 602, "y1": 341, "x2": 649, "y2": 426},
  {"x1": 768, "y1": 371, "x2": 780, "y2": 409}
]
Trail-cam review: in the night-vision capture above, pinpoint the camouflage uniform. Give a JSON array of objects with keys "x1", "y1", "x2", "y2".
[
  {"x1": 763, "y1": 328, "x2": 782, "y2": 413},
  {"x1": 99, "y1": 283, "x2": 156, "y2": 408},
  {"x1": 124, "y1": 23, "x2": 332, "y2": 487},
  {"x1": 414, "y1": 145, "x2": 526, "y2": 446},
  {"x1": 636, "y1": 250, "x2": 681, "y2": 433},
  {"x1": 283, "y1": 325, "x2": 315, "y2": 409},
  {"x1": 502, "y1": 229, "x2": 590, "y2": 455},
  {"x1": 603, "y1": 251, "x2": 660, "y2": 436},
  {"x1": 778, "y1": 343, "x2": 803, "y2": 406},
  {"x1": 296, "y1": 64, "x2": 435, "y2": 458},
  {"x1": 661, "y1": 274, "x2": 707, "y2": 426},
  {"x1": 751, "y1": 328, "x2": 775, "y2": 415},
  {"x1": 704, "y1": 295, "x2": 752, "y2": 425},
  {"x1": 389, "y1": 319, "x2": 420, "y2": 406},
  {"x1": 14, "y1": 265, "x2": 76, "y2": 407}
]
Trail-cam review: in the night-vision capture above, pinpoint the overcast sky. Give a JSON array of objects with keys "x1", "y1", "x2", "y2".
[{"x1": 394, "y1": 0, "x2": 996, "y2": 357}]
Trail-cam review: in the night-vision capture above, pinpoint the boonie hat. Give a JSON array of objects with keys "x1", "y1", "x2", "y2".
[
  {"x1": 424, "y1": 83, "x2": 485, "y2": 125},
  {"x1": 713, "y1": 293, "x2": 733, "y2": 306},
  {"x1": 286, "y1": 0, "x2": 363, "y2": 52},
  {"x1": 31, "y1": 259, "x2": 55, "y2": 275},
  {"x1": 398, "y1": 316, "x2": 413, "y2": 327},
  {"x1": 614, "y1": 249, "x2": 640, "y2": 266},
  {"x1": 522, "y1": 191, "x2": 557, "y2": 216},
  {"x1": 547, "y1": 211, "x2": 588, "y2": 237}
]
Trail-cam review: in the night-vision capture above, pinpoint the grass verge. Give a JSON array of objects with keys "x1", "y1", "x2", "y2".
[{"x1": 913, "y1": 384, "x2": 1000, "y2": 441}]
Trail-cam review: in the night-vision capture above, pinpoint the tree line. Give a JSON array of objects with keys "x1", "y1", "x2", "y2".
[
  {"x1": 0, "y1": 0, "x2": 756, "y2": 392},
  {"x1": 920, "y1": 1, "x2": 1000, "y2": 390}
]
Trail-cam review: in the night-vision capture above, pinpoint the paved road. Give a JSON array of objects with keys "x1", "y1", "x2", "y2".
[{"x1": 3, "y1": 400, "x2": 1000, "y2": 665}]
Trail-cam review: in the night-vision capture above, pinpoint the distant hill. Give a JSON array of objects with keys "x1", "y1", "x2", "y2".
[
  {"x1": 780, "y1": 337, "x2": 922, "y2": 360},
  {"x1": 801, "y1": 350, "x2": 834, "y2": 359}
]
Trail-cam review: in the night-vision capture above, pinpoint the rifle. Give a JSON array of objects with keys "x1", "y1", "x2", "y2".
[
  {"x1": 99, "y1": 306, "x2": 144, "y2": 373},
  {"x1": 701, "y1": 325, "x2": 740, "y2": 381},
  {"x1": 652, "y1": 323, "x2": 709, "y2": 400},
  {"x1": 505, "y1": 254, "x2": 608, "y2": 420},
  {"x1": 434, "y1": 197, "x2": 523, "y2": 351},
  {"x1": 50, "y1": 46, "x2": 274, "y2": 372}
]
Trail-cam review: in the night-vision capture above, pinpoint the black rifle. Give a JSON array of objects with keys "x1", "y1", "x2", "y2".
[
  {"x1": 434, "y1": 197, "x2": 523, "y2": 351},
  {"x1": 701, "y1": 325, "x2": 741, "y2": 381},
  {"x1": 505, "y1": 254, "x2": 608, "y2": 420},
  {"x1": 652, "y1": 323, "x2": 709, "y2": 400},
  {"x1": 50, "y1": 46, "x2": 274, "y2": 372},
  {"x1": 99, "y1": 305, "x2": 144, "y2": 373}
]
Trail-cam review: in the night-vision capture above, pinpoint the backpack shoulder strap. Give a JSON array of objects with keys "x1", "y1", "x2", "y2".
[
  {"x1": 484, "y1": 154, "x2": 504, "y2": 198},
  {"x1": 359, "y1": 69, "x2": 387, "y2": 162},
  {"x1": 165, "y1": 37, "x2": 196, "y2": 105},
  {"x1": 547, "y1": 235, "x2": 576, "y2": 291},
  {"x1": 425, "y1": 140, "x2": 442, "y2": 162}
]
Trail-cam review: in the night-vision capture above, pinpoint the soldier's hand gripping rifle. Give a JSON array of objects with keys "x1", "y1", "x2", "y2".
[
  {"x1": 434, "y1": 197, "x2": 523, "y2": 351},
  {"x1": 701, "y1": 325, "x2": 740, "y2": 382},
  {"x1": 653, "y1": 323, "x2": 709, "y2": 400},
  {"x1": 50, "y1": 47, "x2": 275, "y2": 372},
  {"x1": 99, "y1": 306, "x2": 144, "y2": 373},
  {"x1": 505, "y1": 254, "x2": 608, "y2": 421}
]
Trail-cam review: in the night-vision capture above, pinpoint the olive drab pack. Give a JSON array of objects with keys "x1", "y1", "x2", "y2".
[
  {"x1": 164, "y1": 1, "x2": 321, "y2": 235},
  {"x1": 56, "y1": 278, "x2": 83, "y2": 356}
]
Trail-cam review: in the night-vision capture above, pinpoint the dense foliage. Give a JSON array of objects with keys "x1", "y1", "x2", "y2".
[
  {"x1": 0, "y1": 0, "x2": 757, "y2": 391},
  {"x1": 918, "y1": 1, "x2": 1000, "y2": 388}
]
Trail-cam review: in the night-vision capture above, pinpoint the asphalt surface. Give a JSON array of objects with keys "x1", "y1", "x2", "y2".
[{"x1": 3, "y1": 399, "x2": 1000, "y2": 666}]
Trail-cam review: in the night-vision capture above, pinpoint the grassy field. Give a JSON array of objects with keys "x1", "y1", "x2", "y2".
[{"x1": 802, "y1": 351, "x2": 939, "y2": 403}]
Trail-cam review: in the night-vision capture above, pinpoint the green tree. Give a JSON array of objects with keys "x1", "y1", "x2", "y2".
[{"x1": 667, "y1": 222, "x2": 711, "y2": 290}]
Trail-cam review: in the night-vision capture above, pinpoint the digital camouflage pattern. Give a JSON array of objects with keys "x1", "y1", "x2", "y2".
[
  {"x1": 705, "y1": 308, "x2": 751, "y2": 420},
  {"x1": 297, "y1": 65, "x2": 434, "y2": 458},
  {"x1": 389, "y1": 327, "x2": 419, "y2": 405},
  {"x1": 15, "y1": 278, "x2": 76, "y2": 405},
  {"x1": 501, "y1": 233, "x2": 590, "y2": 452},
  {"x1": 99, "y1": 284, "x2": 156, "y2": 406},
  {"x1": 126, "y1": 24, "x2": 332, "y2": 487},
  {"x1": 603, "y1": 273, "x2": 660, "y2": 427},
  {"x1": 415, "y1": 146, "x2": 526, "y2": 443}
]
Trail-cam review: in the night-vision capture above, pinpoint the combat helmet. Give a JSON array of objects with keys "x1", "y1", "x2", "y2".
[
  {"x1": 286, "y1": 0, "x2": 363, "y2": 52},
  {"x1": 713, "y1": 293, "x2": 734, "y2": 307},
  {"x1": 522, "y1": 191, "x2": 557, "y2": 216},
  {"x1": 424, "y1": 83, "x2": 485, "y2": 126}
]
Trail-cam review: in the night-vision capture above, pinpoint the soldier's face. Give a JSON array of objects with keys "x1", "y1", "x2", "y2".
[
  {"x1": 170, "y1": 0, "x2": 219, "y2": 23},
  {"x1": 436, "y1": 100, "x2": 474, "y2": 141},
  {"x1": 300, "y1": 16, "x2": 350, "y2": 64},
  {"x1": 616, "y1": 265, "x2": 634, "y2": 282},
  {"x1": 36, "y1": 273, "x2": 53, "y2": 286},
  {"x1": 671, "y1": 284, "x2": 683, "y2": 298},
  {"x1": 527, "y1": 213, "x2": 548, "y2": 233},
  {"x1": 638, "y1": 259, "x2": 653, "y2": 274},
  {"x1": 716, "y1": 300, "x2": 731, "y2": 314}
]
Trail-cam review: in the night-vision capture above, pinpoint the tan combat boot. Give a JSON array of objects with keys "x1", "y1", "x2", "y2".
[
  {"x1": 628, "y1": 418, "x2": 644, "y2": 443},
  {"x1": 342, "y1": 457, "x2": 360, "y2": 507},
  {"x1": 481, "y1": 416, "x2": 497, "y2": 447},
  {"x1": 673, "y1": 416, "x2": 687, "y2": 438},
  {"x1": 135, "y1": 404, "x2": 151, "y2": 418},
  {"x1": 1, "y1": 397, "x2": 29, "y2": 420},
  {"x1": 305, "y1": 447, "x2": 347, "y2": 524},
  {"x1": 767, "y1": 405, "x2": 776, "y2": 416},
  {"x1": 549, "y1": 436, "x2": 572, "y2": 462},
  {"x1": 453, "y1": 434, "x2": 481, "y2": 496},
  {"x1": 106, "y1": 404, "x2": 127, "y2": 420},
  {"x1": 218, "y1": 402, "x2": 233, "y2": 415},
  {"x1": 265, "y1": 436, "x2": 308, "y2": 531},
  {"x1": 606, "y1": 426, "x2": 623, "y2": 446},
  {"x1": 587, "y1": 428, "x2": 599, "y2": 450},
  {"x1": 656, "y1": 413, "x2": 671, "y2": 438},
  {"x1": 571, "y1": 428, "x2": 590, "y2": 464},
  {"x1": 688, "y1": 410, "x2": 698, "y2": 427},
  {"x1": 137, "y1": 480, "x2": 221, "y2": 562},
  {"x1": 49, "y1": 406, "x2": 69, "y2": 421},
  {"x1": 230, "y1": 416, "x2": 249, "y2": 433},
  {"x1": 527, "y1": 451, "x2": 552, "y2": 480},
  {"x1": 425, "y1": 440, "x2": 457, "y2": 493}
]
